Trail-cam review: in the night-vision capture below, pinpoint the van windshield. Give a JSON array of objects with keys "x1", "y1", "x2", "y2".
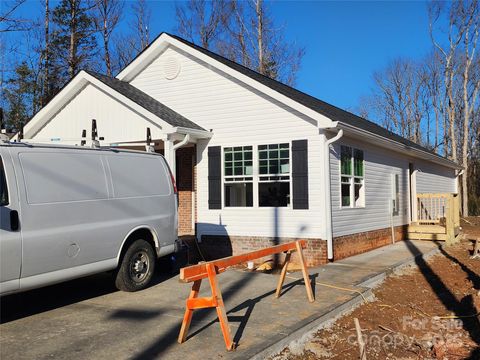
[{"x1": 0, "y1": 157, "x2": 8, "y2": 206}]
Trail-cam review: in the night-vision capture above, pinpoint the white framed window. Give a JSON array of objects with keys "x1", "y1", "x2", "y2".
[
  {"x1": 391, "y1": 173, "x2": 400, "y2": 215},
  {"x1": 258, "y1": 143, "x2": 290, "y2": 207},
  {"x1": 340, "y1": 145, "x2": 365, "y2": 208},
  {"x1": 223, "y1": 146, "x2": 253, "y2": 207}
]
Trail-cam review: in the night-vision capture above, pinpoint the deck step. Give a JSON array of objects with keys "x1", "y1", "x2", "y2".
[
  {"x1": 407, "y1": 232, "x2": 447, "y2": 241},
  {"x1": 407, "y1": 224, "x2": 446, "y2": 234}
]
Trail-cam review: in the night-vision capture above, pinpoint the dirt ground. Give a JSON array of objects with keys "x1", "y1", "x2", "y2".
[{"x1": 277, "y1": 217, "x2": 480, "y2": 360}]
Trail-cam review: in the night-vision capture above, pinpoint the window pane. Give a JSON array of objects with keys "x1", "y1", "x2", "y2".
[
  {"x1": 280, "y1": 149, "x2": 289, "y2": 158},
  {"x1": 259, "y1": 150, "x2": 267, "y2": 159},
  {"x1": 0, "y1": 157, "x2": 8, "y2": 206},
  {"x1": 225, "y1": 167, "x2": 232, "y2": 176},
  {"x1": 224, "y1": 152, "x2": 232, "y2": 161},
  {"x1": 269, "y1": 160, "x2": 279, "y2": 174},
  {"x1": 341, "y1": 183, "x2": 351, "y2": 207},
  {"x1": 354, "y1": 149, "x2": 364, "y2": 177},
  {"x1": 244, "y1": 151, "x2": 252, "y2": 160},
  {"x1": 341, "y1": 146, "x2": 352, "y2": 175},
  {"x1": 259, "y1": 182, "x2": 290, "y2": 207},
  {"x1": 234, "y1": 152, "x2": 243, "y2": 161},
  {"x1": 244, "y1": 161, "x2": 253, "y2": 175},
  {"x1": 225, "y1": 182, "x2": 253, "y2": 207},
  {"x1": 280, "y1": 159, "x2": 289, "y2": 174},
  {"x1": 354, "y1": 183, "x2": 364, "y2": 207}
]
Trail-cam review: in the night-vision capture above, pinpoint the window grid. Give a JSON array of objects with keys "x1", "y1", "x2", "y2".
[
  {"x1": 340, "y1": 146, "x2": 364, "y2": 208},
  {"x1": 258, "y1": 143, "x2": 290, "y2": 182},
  {"x1": 224, "y1": 146, "x2": 253, "y2": 182}
]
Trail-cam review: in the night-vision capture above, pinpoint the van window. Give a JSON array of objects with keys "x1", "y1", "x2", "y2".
[
  {"x1": 0, "y1": 157, "x2": 8, "y2": 206},
  {"x1": 19, "y1": 152, "x2": 109, "y2": 204},
  {"x1": 108, "y1": 155, "x2": 169, "y2": 198}
]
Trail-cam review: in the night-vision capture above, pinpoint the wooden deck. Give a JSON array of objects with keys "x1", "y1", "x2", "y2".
[{"x1": 407, "y1": 193, "x2": 461, "y2": 245}]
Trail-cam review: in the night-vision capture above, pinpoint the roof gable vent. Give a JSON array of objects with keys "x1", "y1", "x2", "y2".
[{"x1": 163, "y1": 57, "x2": 181, "y2": 80}]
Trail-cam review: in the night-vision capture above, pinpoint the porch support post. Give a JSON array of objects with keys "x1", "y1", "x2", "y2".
[
  {"x1": 411, "y1": 169, "x2": 418, "y2": 223},
  {"x1": 164, "y1": 135, "x2": 176, "y2": 176}
]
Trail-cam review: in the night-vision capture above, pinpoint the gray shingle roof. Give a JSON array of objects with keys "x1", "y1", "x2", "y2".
[
  {"x1": 166, "y1": 33, "x2": 458, "y2": 167},
  {"x1": 86, "y1": 70, "x2": 205, "y2": 131}
]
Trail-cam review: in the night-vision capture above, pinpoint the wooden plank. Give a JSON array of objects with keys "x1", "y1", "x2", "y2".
[
  {"x1": 178, "y1": 279, "x2": 202, "y2": 344},
  {"x1": 446, "y1": 194, "x2": 455, "y2": 245},
  {"x1": 180, "y1": 240, "x2": 306, "y2": 283},
  {"x1": 275, "y1": 251, "x2": 291, "y2": 298},
  {"x1": 417, "y1": 193, "x2": 451, "y2": 198},
  {"x1": 206, "y1": 263, "x2": 234, "y2": 351},
  {"x1": 296, "y1": 241, "x2": 314, "y2": 303},
  {"x1": 407, "y1": 225, "x2": 446, "y2": 234},
  {"x1": 187, "y1": 296, "x2": 217, "y2": 310},
  {"x1": 407, "y1": 232, "x2": 447, "y2": 241}
]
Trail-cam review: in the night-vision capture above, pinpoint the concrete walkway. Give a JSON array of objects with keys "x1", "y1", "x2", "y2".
[{"x1": 0, "y1": 240, "x2": 439, "y2": 360}]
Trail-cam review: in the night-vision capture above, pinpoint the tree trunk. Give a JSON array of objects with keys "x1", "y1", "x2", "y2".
[
  {"x1": 103, "y1": 15, "x2": 111, "y2": 76},
  {"x1": 43, "y1": 0, "x2": 49, "y2": 105},
  {"x1": 68, "y1": 0, "x2": 77, "y2": 78},
  {"x1": 256, "y1": 0, "x2": 264, "y2": 74}
]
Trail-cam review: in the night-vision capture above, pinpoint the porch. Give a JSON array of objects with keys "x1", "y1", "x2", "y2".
[{"x1": 407, "y1": 193, "x2": 461, "y2": 245}]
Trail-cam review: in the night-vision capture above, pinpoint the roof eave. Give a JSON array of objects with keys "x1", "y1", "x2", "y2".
[{"x1": 335, "y1": 122, "x2": 462, "y2": 170}]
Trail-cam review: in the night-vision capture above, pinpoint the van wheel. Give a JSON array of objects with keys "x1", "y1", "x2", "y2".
[{"x1": 115, "y1": 239, "x2": 156, "y2": 292}]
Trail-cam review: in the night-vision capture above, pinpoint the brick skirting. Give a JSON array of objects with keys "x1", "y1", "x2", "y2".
[
  {"x1": 332, "y1": 225, "x2": 408, "y2": 261},
  {"x1": 195, "y1": 225, "x2": 408, "y2": 267}
]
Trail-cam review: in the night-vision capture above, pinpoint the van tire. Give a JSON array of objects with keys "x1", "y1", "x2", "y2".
[{"x1": 115, "y1": 239, "x2": 156, "y2": 292}]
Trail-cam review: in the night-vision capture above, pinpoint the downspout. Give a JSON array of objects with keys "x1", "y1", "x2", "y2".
[
  {"x1": 167, "y1": 133, "x2": 191, "y2": 176},
  {"x1": 324, "y1": 129, "x2": 344, "y2": 261}
]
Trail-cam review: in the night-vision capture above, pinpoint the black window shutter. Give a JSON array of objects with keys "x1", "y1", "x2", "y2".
[
  {"x1": 208, "y1": 146, "x2": 222, "y2": 209},
  {"x1": 292, "y1": 140, "x2": 309, "y2": 209}
]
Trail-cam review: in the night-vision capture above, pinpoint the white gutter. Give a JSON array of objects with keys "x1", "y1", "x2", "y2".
[
  {"x1": 173, "y1": 133, "x2": 191, "y2": 151},
  {"x1": 324, "y1": 129, "x2": 344, "y2": 260}
]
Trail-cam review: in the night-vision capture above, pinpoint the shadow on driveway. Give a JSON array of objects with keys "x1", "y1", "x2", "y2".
[{"x1": 0, "y1": 256, "x2": 177, "y2": 324}]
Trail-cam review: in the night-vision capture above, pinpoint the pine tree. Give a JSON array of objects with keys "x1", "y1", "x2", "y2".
[
  {"x1": 4, "y1": 62, "x2": 35, "y2": 131},
  {"x1": 51, "y1": 0, "x2": 97, "y2": 82}
]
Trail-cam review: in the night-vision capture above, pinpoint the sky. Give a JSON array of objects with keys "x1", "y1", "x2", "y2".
[{"x1": 6, "y1": 0, "x2": 435, "y2": 113}]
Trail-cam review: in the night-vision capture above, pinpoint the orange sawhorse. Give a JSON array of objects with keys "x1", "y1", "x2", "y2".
[{"x1": 177, "y1": 240, "x2": 314, "y2": 351}]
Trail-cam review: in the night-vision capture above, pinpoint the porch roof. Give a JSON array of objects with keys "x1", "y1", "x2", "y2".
[{"x1": 86, "y1": 71, "x2": 205, "y2": 132}]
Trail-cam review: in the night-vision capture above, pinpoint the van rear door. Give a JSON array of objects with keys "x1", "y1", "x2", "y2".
[{"x1": 0, "y1": 149, "x2": 22, "y2": 294}]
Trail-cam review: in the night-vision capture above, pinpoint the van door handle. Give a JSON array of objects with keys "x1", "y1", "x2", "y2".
[{"x1": 10, "y1": 210, "x2": 19, "y2": 231}]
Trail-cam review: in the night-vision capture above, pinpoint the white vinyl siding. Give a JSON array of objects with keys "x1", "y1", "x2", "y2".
[
  {"x1": 32, "y1": 84, "x2": 164, "y2": 146},
  {"x1": 330, "y1": 137, "x2": 410, "y2": 237},
  {"x1": 130, "y1": 45, "x2": 326, "y2": 239},
  {"x1": 415, "y1": 159, "x2": 457, "y2": 194}
]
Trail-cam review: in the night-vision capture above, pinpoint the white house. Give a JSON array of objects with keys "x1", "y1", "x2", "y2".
[{"x1": 21, "y1": 33, "x2": 461, "y2": 266}]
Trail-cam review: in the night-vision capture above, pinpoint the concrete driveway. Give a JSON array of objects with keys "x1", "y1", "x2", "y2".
[{"x1": 0, "y1": 240, "x2": 438, "y2": 360}]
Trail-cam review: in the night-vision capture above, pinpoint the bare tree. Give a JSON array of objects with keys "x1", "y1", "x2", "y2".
[
  {"x1": 460, "y1": 1, "x2": 480, "y2": 216},
  {"x1": 132, "y1": 0, "x2": 150, "y2": 51},
  {"x1": 0, "y1": 0, "x2": 30, "y2": 33},
  {"x1": 175, "y1": 0, "x2": 229, "y2": 50},
  {"x1": 113, "y1": 0, "x2": 150, "y2": 73},
  {"x1": 93, "y1": 0, "x2": 123, "y2": 76},
  {"x1": 174, "y1": 0, "x2": 305, "y2": 85}
]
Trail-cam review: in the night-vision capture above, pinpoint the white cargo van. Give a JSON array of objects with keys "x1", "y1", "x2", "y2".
[{"x1": 0, "y1": 142, "x2": 178, "y2": 295}]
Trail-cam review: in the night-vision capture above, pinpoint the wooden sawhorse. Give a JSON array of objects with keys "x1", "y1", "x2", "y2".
[{"x1": 177, "y1": 240, "x2": 314, "y2": 350}]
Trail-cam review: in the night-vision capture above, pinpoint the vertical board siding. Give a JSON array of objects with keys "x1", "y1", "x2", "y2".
[
  {"x1": 330, "y1": 137, "x2": 410, "y2": 237},
  {"x1": 33, "y1": 84, "x2": 164, "y2": 144},
  {"x1": 415, "y1": 159, "x2": 457, "y2": 193},
  {"x1": 130, "y1": 45, "x2": 326, "y2": 239}
]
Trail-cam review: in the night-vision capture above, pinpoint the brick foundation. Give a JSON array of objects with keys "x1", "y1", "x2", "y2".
[
  {"x1": 195, "y1": 225, "x2": 408, "y2": 267},
  {"x1": 332, "y1": 225, "x2": 408, "y2": 260},
  {"x1": 198, "y1": 235, "x2": 326, "y2": 268}
]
